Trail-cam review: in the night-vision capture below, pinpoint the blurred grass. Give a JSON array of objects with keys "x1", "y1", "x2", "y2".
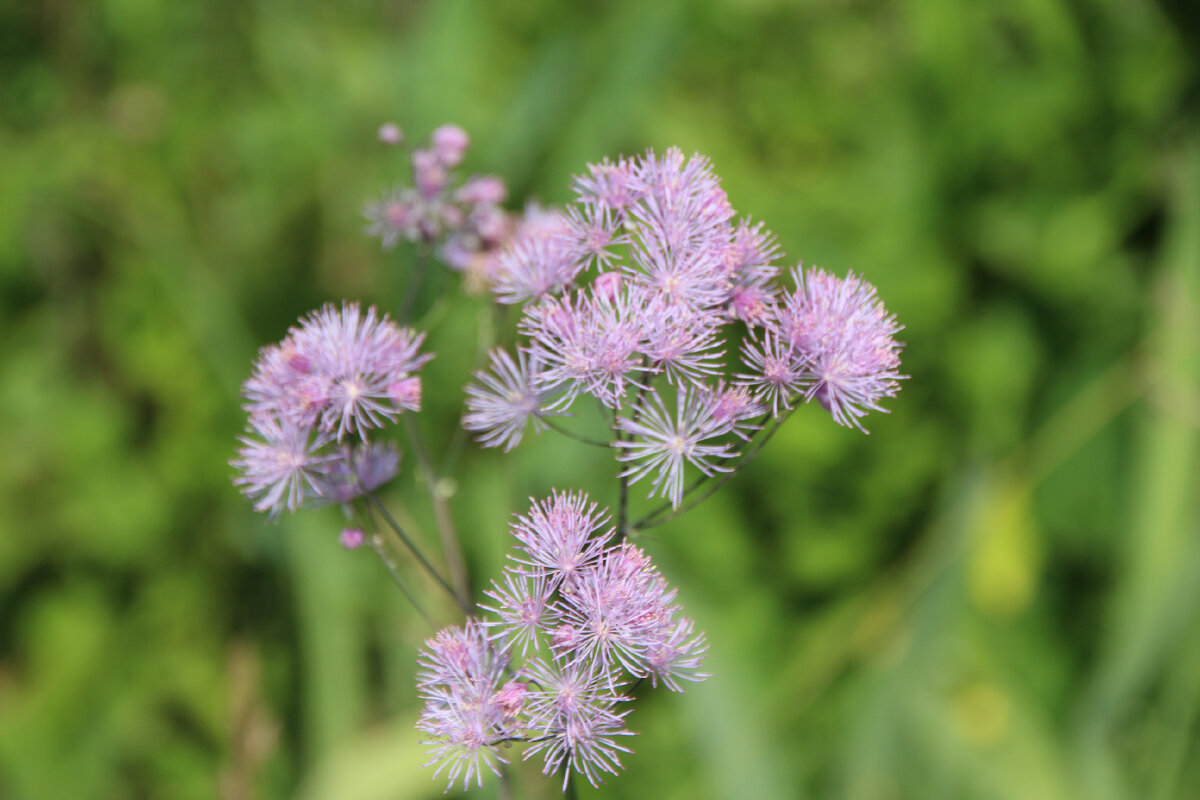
[{"x1": 2, "y1": 0, "x2": 1199, "y2": 798}]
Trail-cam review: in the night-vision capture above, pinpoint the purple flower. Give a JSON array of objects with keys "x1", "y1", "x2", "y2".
[
  {"x1": 776, "y1": 267, "x2": 905, "y2": 431},
  {"x1": 492, "y1": 222, "x2": 580, "y2": 304},
  {"x1": 737, "y1": 327, "x2": 807, "y2": 416},
  {"x1": 566, "y1": 204, "x2": 625, "y2": 269},
  {"x1": 520, "y1": 657, "x2": 633, "y2": 790},
  {"x1": 571, "y1": 157, "x2": 640, "y2": 213},
  {"x1": 414, "y1": 491, "x2": 708, "y2": 792},
  {"x1": 628, "y1": 148, "x2": 733, "y2": 251},
  {"x1": 463, "y1": 348, "x2": 558, "y2": 452},
  {"x1": 310, "y1": 441, "x2": 401, "y2": 505},
  {"x1": 523, "y1": 291, "x2": 646, "y2": 409},
  {"x1": 509, "y1": 491, "x2": 613, "y2": 589},
  {"x1": 639, "y1": 301, "x2": 724, "y2": 389},
  {"x1": 363, "y1": 188, "x2": 435, "y2": 250},
  {"x1": 558, "y1": 542, "x2": 678, "y2": 679},
  {"x1": 243, "y1": 302, "x2": 432, "y2": 442},
  {"x1": 377, "y1": 122, "x2": 403, "y2": 146},
  {"x1": 231, "y1": 415, "x2": 333, "y2": 518},
  {"x1": 644, "y1": 617, "x2": 709, "y2": 692},
  {"x1": 480, "y1": 570, "x2": 554, "y2": 656},
  {"x1": 615, "y1": 387, "x2": 735, "y2": 509},
  {"x1": 625, "y1": 238, "x2": 728, "y2": 312},
  {"x1": 416, "y1": 620, "x2": 517, "y2": 792},
  {"x1": 702, "y1": 381, "x2": 763, "y2": 441}
]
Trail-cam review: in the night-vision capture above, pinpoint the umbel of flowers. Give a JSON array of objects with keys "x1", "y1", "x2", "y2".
[
  {"x1": 463, "y1": 147, "x2": 905, "y2": 509},
  {"x1": 230, "y1": 124, "x2": 907, "y2": 799},
  {"x1": 416, "y1": 491, "x2": 707, "y2": 792},
  {"x1": 232, "y1": 302, "x2": 431, "y2": 517}
]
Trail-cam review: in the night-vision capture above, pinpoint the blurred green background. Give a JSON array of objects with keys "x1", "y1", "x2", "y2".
[{"x1": 2, "y1": 0, "x2": 1199, "y2": 798}]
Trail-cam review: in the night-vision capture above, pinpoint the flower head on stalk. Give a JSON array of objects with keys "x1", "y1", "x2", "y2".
[
  {"x1": 614, "y1": 387, "x2": 736, "y2": 509},
  {"x1": 416, "y1": 620, "x2": 518, "y2": 792},
  {"x1": 243, "y1": 302, "x2": 432, "y2": 442},
  {"x1": 414, "y1": 491, "x2": 708, "y2": 792},
  {"x1": 231, "y1": 415, "x2": 334, "y2": 518},
  {"x1": 463, "y1": 348, "x2": 559, "y2": 452},
  {"x1": 232, "y1": 302, "x2": 430, "y2": 519},
  {"x1": 775, "y1": 266, "x2": 905, "y2": 431}
]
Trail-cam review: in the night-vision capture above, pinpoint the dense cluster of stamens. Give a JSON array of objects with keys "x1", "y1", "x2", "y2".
[
  {"x1": 462, "y1": 147, "x2": 905, "y2": 507},
  {"x1": 416, "y1": 491, "x2": 707, "y2": 791}
]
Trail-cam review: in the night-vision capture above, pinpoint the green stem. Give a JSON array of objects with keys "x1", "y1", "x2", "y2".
[
  {"x1": 363, "y1": 489, "x2": 470, "y2": 614},
  {"x1": 400, "y1": 246, "x2": 430, "y2": 324},
  {"x1": 543, "y1": 416, "x2": 613, "y2": 448},
  {"x1": 633, "y1": 407, "x2": 792, "y2": 531},
  {"x1": 404, "y1": 414, "x2": 472, "y2": 606},
  {"x1": 368, "y1": 532, "x2": 435, "y2": 628}
]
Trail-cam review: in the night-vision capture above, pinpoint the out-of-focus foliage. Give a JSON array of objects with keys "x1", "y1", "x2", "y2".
[{"x1": 1, "y1": 0, "x2": 1198, "y2": 798}]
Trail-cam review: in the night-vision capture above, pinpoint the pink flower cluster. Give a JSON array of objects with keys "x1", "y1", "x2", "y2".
[
  {"x1": 363, "y1": 124, "x2": 520, "y2": 291},
  {"x1": 416, "y1": 491, "x2": 707, "y2": 792},
  {"x1": 463, "y1": 147, "x2": 905, "y2": 506},
  {"x1": 231, "y1": 302, "x2": 431, "y2": 517}
]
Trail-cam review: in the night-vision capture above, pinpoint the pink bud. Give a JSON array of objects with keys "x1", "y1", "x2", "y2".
[
  {"x1": 593, "y1": 271, "x2": 623, "y2": 302},
  {"x1": 431, "y1": 124, "x2": 470, "y2": 167},
  {"x1": 388, "y1": 377, "x2": 422, "y2": 412},
  {"x1": 377, "y1": 122, "x2": 403, "y2": 146},
  {"x1": 457, "y1": 175, "x2": 507, "y2": 205},
  {"x1": 551, "y1": 624, "x2": 578, "y2": 653},
  {"x1": 412, "y1": 149, "x2": 447, "y2": 197},
  {"x1": 339, "y1": 528, "x2": 365, "y2": 549},
  {"x1": 492, "y1": 681, "x2": 528, "y2": 717}
]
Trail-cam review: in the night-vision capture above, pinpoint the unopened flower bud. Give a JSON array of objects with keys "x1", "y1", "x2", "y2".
[
  {"x1": 431, "y1": 124, "x2": 470, "y2": 167},
  {"x1": 593, "y1": 271, "x2": 623, "y2": 302},
  {"x1": 377, "y1": 122, "x2": 403, "y2": 146},
  {"x1": 457, "y1": 175, "x2": 507, "y2": 205},
  {"x1": 340, "y1": 528, "x2": 365, "y2": 549},
  {"x1": 412, "y1": 149, "x2": 447, "y2": 197},
  {"x1": 491, "y1": 681, "x2": 528, "y2": 717},
  {"x1": 389, "y1": 377, "x2": 422, "y2": 412}
]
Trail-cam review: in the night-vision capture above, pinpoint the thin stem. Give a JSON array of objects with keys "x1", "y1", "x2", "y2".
[
  {"x1": 363, "y1": 489, "x2": 470, "y2": 614},
  {"x1": 633, "y1": 407, "x2": 794, "y2": 531},
  {"x1": 369, "y1": 533, "x2": 436, "y2": 628},
  {"x1": 351, "y1": 503, "x2": 436, "y2": 627},
  {"x1": 400, "y1": 246, "x2": 430, "y2": 324},
  {"x1": 615, "y1": 373, "x2": 654, "y2": 540},
  {"x1": 565, "y1": 772, "x2": 579, "y2": 800},
  {"x1": 404, "y1": 413, "x2": 472, "y2": 605},
  {"x1": 440, "y1": 303, "x2": 502, "y2": 478},
  {"x1": 542, "y1": 416, "x2": 613, "y2": 448},
  {"x1": 614, "y1": 406, "x2": 632, "y2": 542},
  {"x1": 497, "y1": 767, "x2": 514, "y2": 800}
]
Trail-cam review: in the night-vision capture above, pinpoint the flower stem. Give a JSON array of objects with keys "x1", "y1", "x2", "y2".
[
  {"x1": 369, "y1": 532, "x2": 435, "y2": 628},
  {"x1": 404, "y1": 413, "x2": 473, "y2": 607},
  {"x1": 633, "y1": 407, "x2": 794, "y2": 531},
  {"x1": 400, "y1": 245, "x2": 430, "y2": 324},
  {"x1": 363, "y1": 489, "x2": 470, "y2": 614},
  {"x1": 543, "y1": 416, "x2": 613, "y2": 448},
  {"x1": 615, "y1": 373, "x2": 654, "y2": 540}
]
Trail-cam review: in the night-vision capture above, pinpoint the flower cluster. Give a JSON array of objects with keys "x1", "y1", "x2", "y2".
[
  {"x1": 463, "y1": 148, "x2": 905, "y2": 506},
  {"x1": 363, "y1": 123, "x2": 525, "y2": 291},
  {"x1": 231, "y1": 302, "x2": 432, "y2": 517},
  {"x1": 416, "y1": 491, "x2": 707, "y2": 792}
]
